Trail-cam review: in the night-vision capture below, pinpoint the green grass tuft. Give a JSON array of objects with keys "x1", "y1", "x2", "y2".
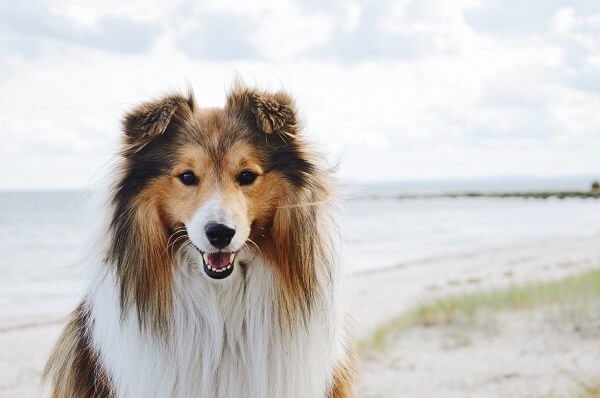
[{"x1": 359, "y1": 269, "x2": 600, "y2": 354}]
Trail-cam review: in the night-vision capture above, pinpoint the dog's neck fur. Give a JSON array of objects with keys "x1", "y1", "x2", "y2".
[{"x1": 87, "y1": 245, "x2": 343, "y2": 398}]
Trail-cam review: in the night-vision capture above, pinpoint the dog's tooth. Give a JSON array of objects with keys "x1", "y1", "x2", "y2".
[
  {"x1": 203, "y1": 253, "x2": 209, "y2": 264},
  {"x1": 229, "y1": 253, "x2": 235, "y2": 263}
]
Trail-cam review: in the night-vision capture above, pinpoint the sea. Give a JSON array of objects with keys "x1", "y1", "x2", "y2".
[{"x1": 1, "y1": 176, "x2": 600, "y2": 328}]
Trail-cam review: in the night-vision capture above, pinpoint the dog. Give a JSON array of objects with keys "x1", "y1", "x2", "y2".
[{"x1": 44, "y1": 83, "x2": 355, "y2": 397}]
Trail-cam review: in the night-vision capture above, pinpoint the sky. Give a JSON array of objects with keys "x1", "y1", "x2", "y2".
[{"x1": 1, "y1": 0, "x2": 600, "y2": 190}]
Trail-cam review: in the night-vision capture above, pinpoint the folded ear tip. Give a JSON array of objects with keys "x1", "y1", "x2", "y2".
[
  {"x1": 121, "y1": 93, "x2": 193, "y2": 150},
  {"x1": 227, "y1": 85, "x2": 299, "y2": 135}
]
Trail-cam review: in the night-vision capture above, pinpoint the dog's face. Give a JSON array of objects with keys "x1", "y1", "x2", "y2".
[
  {"x1": 112, "y1": 86, "x2": 313, "y2": 282},
  {"x1": 160, "y1": 123, "x2": 282, "y2": 280}
]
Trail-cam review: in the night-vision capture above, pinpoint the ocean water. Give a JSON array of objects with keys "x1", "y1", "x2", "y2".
[
  {"x1": 1, "y1": 185, "x2": 600, "y2": 327},
  {"x1": 340, "y1": 197, "x2": 600, "y2": 272},
  {"x1": 0, "y1": 192, "x2": 89, "y2": 327}
]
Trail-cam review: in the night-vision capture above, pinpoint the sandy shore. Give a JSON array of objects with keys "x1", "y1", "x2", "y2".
[
  {"x1": 1, "y1": 234, "x2": 599, "y2": 397},
  {"x1": 345, "y1": 235, "x2": 600, "y2": 338},
  {"x1": 0, "y1": 324, "x2": 60, "y2": 398},
  {"x1": 359, "y1": 309, "x2": 600, "y2": 398},
  {"x1": 348, "y1": 234, "x2": 600, "y2": 398}
]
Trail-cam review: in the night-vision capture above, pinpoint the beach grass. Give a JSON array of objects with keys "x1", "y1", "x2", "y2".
[
  {"x1": 582, "y1": 385, "x2": 600, "y2": 398},
  {"x1": 578, "y1": 383, "x2": 600, "y2": 398},
  {"x1": 359, "y1": 268, "x2": 600, "y2": 354},
  {"x1": 537, "y1": 382, "x2": 600, "y2": 398}
]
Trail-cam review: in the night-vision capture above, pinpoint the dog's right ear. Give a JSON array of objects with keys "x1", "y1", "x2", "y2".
[{"x1": 122, "y1": 93, "x2": 195, "y2": 152}]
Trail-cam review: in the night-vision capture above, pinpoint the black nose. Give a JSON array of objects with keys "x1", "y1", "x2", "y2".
[{"x1": 204, "y1": 223, "x2": 236, "y2": 249}]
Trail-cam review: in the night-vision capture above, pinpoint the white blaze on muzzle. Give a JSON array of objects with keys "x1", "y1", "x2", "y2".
[{"x1": 185, "y1": 192, "x2": 249, "y2": 279}]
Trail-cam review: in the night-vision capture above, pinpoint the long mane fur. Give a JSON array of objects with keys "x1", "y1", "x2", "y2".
[{"x1": 43, "y1": 83, "x2": 354, "y2": 398}]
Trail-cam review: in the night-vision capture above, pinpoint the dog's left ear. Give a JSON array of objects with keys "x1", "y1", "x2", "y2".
[
  {"x1": 226, "y1": 85, "x2": 300, "y2": 136},
  {"x1": 122, "y1": 93, "x2": 195, "y2": 152}
]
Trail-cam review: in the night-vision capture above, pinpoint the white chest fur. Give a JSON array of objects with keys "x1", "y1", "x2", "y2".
[{"x1": 87, "y1": 250, "x2": 342, "y2": 398}]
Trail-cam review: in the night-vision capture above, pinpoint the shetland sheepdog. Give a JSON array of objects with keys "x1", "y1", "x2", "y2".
[{"x1": 44, "y1": 83, "x2": 355, "y2": 397}]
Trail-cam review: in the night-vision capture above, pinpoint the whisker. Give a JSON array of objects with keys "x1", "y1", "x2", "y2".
[
  {"x1": 166, "y1": 234, "x2": 189, "y2": 257},
  {"x1": 241, "y1": 241, "x2": 260, "y2": 263},
  {"x1": 163, "y1": 228, "x2": 189, "y2": 257},
  {"x1": 167, "y1": 227, "x2": 186, "y2": 239},
  {"x1": 246, "y1": 238, "x2": 262, "y2": 255},
  {"x1": 275, "y1": 201, "x2": 327, "y2": 209},
  {"x1": 166, "y1": 228, "x2": 187, "y2": 247}
]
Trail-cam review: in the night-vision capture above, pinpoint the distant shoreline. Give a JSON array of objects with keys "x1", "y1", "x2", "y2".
[{"x1": 356, "y1": 191, "x2": 600, "y2": 200}]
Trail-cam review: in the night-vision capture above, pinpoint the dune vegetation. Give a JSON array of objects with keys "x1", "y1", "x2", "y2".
[{"x1": 360, "y1": 268, "x2": 600, "y2": 354}]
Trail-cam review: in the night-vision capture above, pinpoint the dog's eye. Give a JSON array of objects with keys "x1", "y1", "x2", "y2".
[
  {"x1": 178, "y1": 171, "x2": 198, "y2": 186},
  {"x1": 238, "y1": 170, "x2": 257, "y2": 186}
]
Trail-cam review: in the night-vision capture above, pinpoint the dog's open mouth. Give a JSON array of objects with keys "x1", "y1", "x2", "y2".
[{"x1": 201, "y1": 251, "x2": 235, "y2": 279}]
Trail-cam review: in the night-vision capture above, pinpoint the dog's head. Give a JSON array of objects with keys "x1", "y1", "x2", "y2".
[{"x1": 109, "y1": 84, "x2": 322, "y2": 331}]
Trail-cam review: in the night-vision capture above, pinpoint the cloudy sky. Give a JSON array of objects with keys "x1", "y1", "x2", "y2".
[{"x1": 1, "y1": 0, "x2": 600, "y2": 189}]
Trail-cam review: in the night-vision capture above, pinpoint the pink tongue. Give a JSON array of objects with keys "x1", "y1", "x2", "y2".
[{"x1": 207, "y1": 252, "x2": 232, "y2": 269}]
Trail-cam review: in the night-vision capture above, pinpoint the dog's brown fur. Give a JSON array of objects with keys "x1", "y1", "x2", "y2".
[
  {"x1": 44, "y1": 83, "x2": 356, "y2": 397},
  {"x1": 329, "y1": 347, "x2": 358, "y2": 398},
  {"x1": 111, "y1": 84, "x2": 332, "y2": 333},
  {"x1": 44, "y1": 304, "x2": 114, "y2": 397}
]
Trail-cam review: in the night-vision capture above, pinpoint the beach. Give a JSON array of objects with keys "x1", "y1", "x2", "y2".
[
  {"x1": 1, "y1": 192, "x2": 600, "y2": 397},
  {"x1": 359, "y1": 304, "x2": 600, "y2": 398},
  {"x1": 351, "y1": 235, "x2": 600, "y2": 398}
]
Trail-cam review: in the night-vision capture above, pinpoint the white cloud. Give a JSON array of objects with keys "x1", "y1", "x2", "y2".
[
  {"x1": 341, "y1": 2, "x2": 362, "y2": 32},
  {"x1": 50, "y1": 0, "x2": 186, "y2": 24},
  {"x1": 0, "y1": 0, "x2": 599, "y2": 189}
]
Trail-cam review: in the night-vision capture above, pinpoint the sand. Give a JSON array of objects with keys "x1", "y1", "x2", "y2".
[
  {"x1": 359, "y1": 309, "x2": 600, "y2": 398},
  {"x1": 345, "y1": 235, "x2": 600, "y2": 337},
  {"x1": 0, "y1": 324, "x2": 59, "y2": 398},
  {"x1": 1, "y1": 234, "x2": 599, "y2": 397}
]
